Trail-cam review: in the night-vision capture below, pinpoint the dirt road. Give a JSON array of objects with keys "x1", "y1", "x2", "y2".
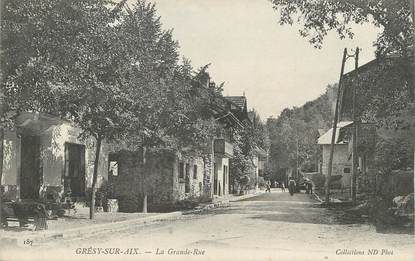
[{"x1": 2, "y1": 190, "x2": 414, "y2": 261}]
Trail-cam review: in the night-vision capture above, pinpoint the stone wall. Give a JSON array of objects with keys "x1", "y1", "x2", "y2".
[
  {"x1": 201, "y1": 153, "x2": 213, "y2": 201},
  {"x1": 172, "y1": 152, "x2": 205, "y2": 201},
  {"x1": 108, "y1": 150, "x2": 147, "y2": 212},
  {"x1": 108, "y1": 149, "x2": 208, "y2": 212}
]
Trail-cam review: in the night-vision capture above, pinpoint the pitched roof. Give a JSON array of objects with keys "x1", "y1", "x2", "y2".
[
  {"x1": 317, "y1": 121, "x2": 353, "y2": 145},
  {"x1": 225, "y1": 96, "x2": 246, "y2": 110}
]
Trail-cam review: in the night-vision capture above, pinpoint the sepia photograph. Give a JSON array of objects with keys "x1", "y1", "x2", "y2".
[{"x1": 0, "y1": 0, "x2": 414, "y2": 260}]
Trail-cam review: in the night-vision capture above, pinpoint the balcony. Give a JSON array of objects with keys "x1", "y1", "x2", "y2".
[{"x1": 214, "y1": 139, "x2": 234, "y2": 158}]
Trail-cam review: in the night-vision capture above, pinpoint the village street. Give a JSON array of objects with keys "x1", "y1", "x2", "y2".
[
  {"x1": 4, "y1": 191, "x2": 414, "y2": 261},
  {"x1": 1, "y1": 2, "x2": 414, "y2": 261}
]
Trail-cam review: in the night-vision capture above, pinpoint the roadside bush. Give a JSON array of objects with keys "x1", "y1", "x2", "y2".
[
  {"x1": 311, "y1": 173, "x2": 325, "y2": 188},
  {"x1": 149, "y1": 198, "x2": 201, "y2": 213},
  {"x1": 116, "y1": 194, "x2": 142, "y2": 213},
  {"x1": 85, "y1": 181, "x2": 109, "y2": 211}
]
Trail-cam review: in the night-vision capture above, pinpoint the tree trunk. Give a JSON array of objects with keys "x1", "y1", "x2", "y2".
[
  {"x1": 89, "y1": 136, "x2": 102, "y2": 220},
  {"x1": 142, "y1": 146, "x2": 147, "y2": 213},
  {"x1": 0, "y1": 127, "x2": 4, "y2": 228},
  {"x1": 411, "y1": 0, "x2": 415, "y2": 103}
]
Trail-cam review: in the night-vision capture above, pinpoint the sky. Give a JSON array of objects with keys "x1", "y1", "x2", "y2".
[{"x1": 128, "y1": 0, "x2": 381, "y2": 119}]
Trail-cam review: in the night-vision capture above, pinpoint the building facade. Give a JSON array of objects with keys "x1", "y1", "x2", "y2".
[
  {"x1": 106, "y1": 87, "x2": 248, "y2": 211},
  {"x1": 318, "y1": 122, "x2": 353, "y2": 188},
  {"x1": 1, "y1": 112, "x2": 109, "y2": 202},
  {"x1": 107, "y1": 149, "x2": 206, "y2": 212}
]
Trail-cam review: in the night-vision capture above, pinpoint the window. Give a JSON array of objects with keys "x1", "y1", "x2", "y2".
[
  {"x1": 213, "y1": 163, "x2": 218, "y2": 195},
  {"x1": 343, "y1": 168, "x2": 351, "y2": 174},
  {"x1": 185, "y1": 163, "x2": 190, "y2": 178},
  {"x1": 193, "y1": 165, "x2": 198, "y2": 179},
  {"x1": 185, "y1": 163, "x2": 190, "y2": 193},
  {"x1": 109, "y1": 161, "x2": 118, "y2": 176},
  {"x1": 179, "y1": 162, "x2": 184, "y2": 179},
  {"x1": 223, "y1": 165, "x2": 228, "y2": 195}
]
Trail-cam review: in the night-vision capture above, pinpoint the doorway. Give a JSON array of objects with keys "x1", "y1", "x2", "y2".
[
  {"x1": 185, "y1": 163, "x2": 190, "y2": 193},
  {"x1": 223, "y1": 165, "x2": 227, "y2": 195},
  {"x1": 213, "y1": 163, "x2": 218, "y2": 195},
  {"x1": 20, "y1": 136, "x2": 42, "y2": 199},
  {"x1": 64, "y1": 143, "x2": 86, "y2": 198}
]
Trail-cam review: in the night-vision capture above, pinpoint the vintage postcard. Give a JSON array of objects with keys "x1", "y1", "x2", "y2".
[{"x1": 0, "y1": 0, "x2": 414, "y2": 260}]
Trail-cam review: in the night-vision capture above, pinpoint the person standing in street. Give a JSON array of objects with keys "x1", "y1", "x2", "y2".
[
  {"x1": 281, "y1": 182, "x2": 285, "y2": 192},
  {"x1": 265, "y1": 180, "x2": 271, "y2": 192},
  {"x1": 288, "y1": 177, "x2": 296, "y2": 196},
  {"x1": 307, "y1": 180, "x2": 313, "y2": 194},
  {"x1": 305, "y1": 179, "x2": 310, "y2": 194}
]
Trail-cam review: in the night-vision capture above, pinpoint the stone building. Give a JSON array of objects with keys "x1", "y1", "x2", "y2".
[
  {"x1": 1, "y1": 112, "x2": 110, "y2": 202},
  {"x1": 107, "y1": 149, "x2": 205, "y2": 212},
  {"x1": 107, "y1": 139, "x2": 235, "y2": 213},
  {"x1": 107, "y1": 115, "x2": 241, "y2": 212},
  {"x1": 107, "y1": 92, "x2": 249, "y2": 212}
]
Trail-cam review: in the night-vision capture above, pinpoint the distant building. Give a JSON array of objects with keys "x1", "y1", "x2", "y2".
[
  {"x1": 318, "y1": 118, "x2": 377, "y2": 189},
  {"x1": 224, "y1": 96, "x2": 248, "y2": 122},
  {"x1": 251, "y1": 147, "x2": 267, "y2": 189},
  {"x1": 317, "y1": 121, "x2": 354, "y2": 188}
]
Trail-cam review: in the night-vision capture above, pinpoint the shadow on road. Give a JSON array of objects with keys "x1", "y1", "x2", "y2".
[{"x1": 209, "y1": 192, "x2": 369, "y2": 226}]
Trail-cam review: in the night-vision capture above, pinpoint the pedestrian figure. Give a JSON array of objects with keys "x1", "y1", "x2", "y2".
[
  {"x1": 307, "y1": 180, "x2": 313, "y2": 194},
  {"x1": 281, "y1": 182, "x2": 285, "y2": 192},
  {"x1": 274, "y1": 181, "x2": 278, "y2": 188},
  {"x1": 288, "y1": 177, "x2": 296, "y2": 196},
  {"x1": 265, "y1": 180, "x2": 271, "y2": 192},
  {"x1": 304, "y1": 179, "x2": 310, "y2": 194}
]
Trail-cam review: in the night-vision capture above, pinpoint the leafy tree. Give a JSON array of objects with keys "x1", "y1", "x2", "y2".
[
  {"x1": 54, "y1": 1, "x2": 218, "y2": 214},
  {"x1": 0, "y1": 0, "x2": 225, "y2": 218},
  {"x1": 231, "y1": 128, "x2": 256, "y2": 191},
  {"x1": 270, "y1": 0, "x2": 414, "y2": 102},
  {"x1": 248, "y1": 109, "x2": 270, "y2": 151},
  {"x1": 115, "y1": 2, "x2": 218, "y2": 152},
  {"x1": 270, "y1": 1, "x2": 414, "y2": 198},
  {"x1": 104, "y1": 2, "x2": 222, "y2": 211},
  {"x1": 270, "y1": 0, "x2": 413, "y2": 55},
  {"x1": 231, "y1": 110, "x2": 269, "y2": 191},
  {"x1": 1, "y1": 0, "x2": 74, "y2": 221},
  {"x1": 266, "y1": 84, "x2": 336, "y2": 179},
  {"x1": 49, "y1": 0, "x2": 132, "y2": 219},
  {"x1": 1, "y1": 0, "x2": 133, "y2": 219}
]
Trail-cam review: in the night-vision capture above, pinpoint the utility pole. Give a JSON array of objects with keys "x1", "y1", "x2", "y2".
[
  {"x1": 296, "y1": 137, "x2": 299, "y2": 179},
  {"x1": 325, "y1": 48, "x2": 347, "y2": 205},
  {"x1": 325, "y1": 48, "x2": 360, "y2": 205},
  {"x1": 351, "y1": 47, "x2": 359, "y2": 205},
  {"x1": 411, "y1": 0, "x2": 415, "y2": 103},
  {"x1": 412, "y1": 0, "x2": 415, "y2": 22}
]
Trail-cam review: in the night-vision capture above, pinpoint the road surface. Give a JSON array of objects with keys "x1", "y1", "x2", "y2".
[{"x1": 2, "y1": 190, "x2": 414, "y2": 261}]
